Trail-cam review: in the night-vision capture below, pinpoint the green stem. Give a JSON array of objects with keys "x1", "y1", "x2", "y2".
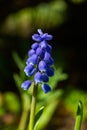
[
  {"x1": 74, "y1": 100, "x2": 83, "y2": 130},
  {"x1": 17, "y1": 109, "x2": 29, "y2": 130},
  {"x1": 28, "y1": 84, "x2": 38, "y2": 130},
  {"x1": 17, "y1": 93, "x2": 30, "y2": 130}
]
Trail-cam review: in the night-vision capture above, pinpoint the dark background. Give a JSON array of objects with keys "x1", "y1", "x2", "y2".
[{"x1": 0, "y1": 0, "x2": 87, "y2": 92}]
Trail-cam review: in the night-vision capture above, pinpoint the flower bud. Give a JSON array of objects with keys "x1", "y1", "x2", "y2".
[
  {"x1": 21, "y1": 80, "x2": 32, "y2": 90},
  {"x1": 42, "y1": 84, "x2": 51, "y2": 93}
]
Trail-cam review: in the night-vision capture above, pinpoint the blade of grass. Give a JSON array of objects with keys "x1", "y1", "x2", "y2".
[{"x1": 74, "y1": 100, "x2": 83, "y2": 130}]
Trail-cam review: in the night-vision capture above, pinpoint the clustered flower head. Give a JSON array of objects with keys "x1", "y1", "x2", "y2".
[{"x1": 21, "y1": 29, "x2": 54, "y2": 93}]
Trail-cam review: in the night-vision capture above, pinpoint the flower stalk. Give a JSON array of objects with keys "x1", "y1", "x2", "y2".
[{"x1": 28, "y1": 84, "x2": 38, "y2": 130}]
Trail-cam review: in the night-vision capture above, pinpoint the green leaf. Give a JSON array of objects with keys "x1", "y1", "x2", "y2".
[
  {"x1": 13, "y1": 73, "x2": 23, "y2": 91},
  {"x1": 1, "y1": 0, "x2": 67, "y2": 37},
  {"x1": 4, "y1": 92, "x2": 21, "y2": 113},
  {"x1": 35, "y1": 100, "x2": 58, "y2": 130},
  {"x1": 12, "y1": 52, "x2": 25, "y2": 71},
  {"x1": 0, "y1": 125, "x2": 16, "y2": 130},
  {"x1": 71, "y1": 0, "x2": 86, "y2": 4},
  {"x1": 74, "y1": 100, "x2": 83, "y2": 130},
  {"x1": 0, "y1": 108, "x2": 6, "y2": 116},
  {"x1": 34, "y1": 106, "x2": 44, "y2": 130},
  {"x1": 35, "y1": 89, "x2": 63, "y2": 130},
  {"x1": 22, "y1": 93, "x2": 31, "y2": 111},
  {"x1": 63, "y1": 89, "x2": 87, "y2": 120}
]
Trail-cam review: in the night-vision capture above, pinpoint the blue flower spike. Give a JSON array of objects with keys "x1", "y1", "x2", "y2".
[{"x1": 21, "y1": 29, "x2": 54, "y2": 93}]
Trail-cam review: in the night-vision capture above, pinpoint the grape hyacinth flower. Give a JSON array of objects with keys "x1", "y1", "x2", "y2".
[
  {"x1": 21, "y1": 29, "x2": 54, "y2": 93},
  {"x1": 21, "y1": 29, "x2": 54, "y2": 130}
]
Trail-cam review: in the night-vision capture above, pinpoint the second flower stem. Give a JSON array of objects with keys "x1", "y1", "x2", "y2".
[{"x1": 28, "y1": 84, "x2": 38, "y2": 130}]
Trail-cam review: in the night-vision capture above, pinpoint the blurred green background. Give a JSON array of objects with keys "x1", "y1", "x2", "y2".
[{"x1": 0, "y1": 0, "x2": 87, "y2": 130}]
